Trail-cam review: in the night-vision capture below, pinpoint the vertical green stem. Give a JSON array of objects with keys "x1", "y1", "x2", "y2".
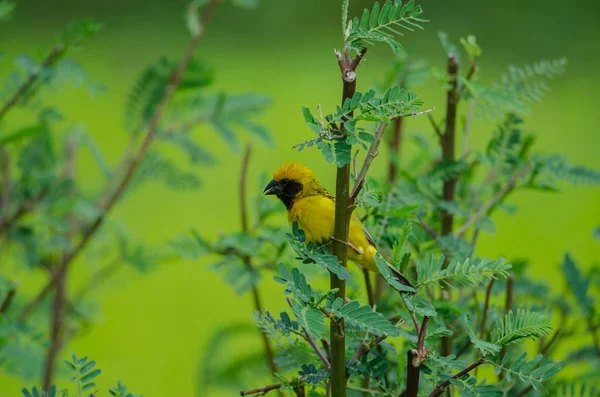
[
  {"x1": 330, "y1": 48, "x2": 362, "y2": 397},
  {"x1": 440, "y1": 54, "x2": 459, "y2": 361}
]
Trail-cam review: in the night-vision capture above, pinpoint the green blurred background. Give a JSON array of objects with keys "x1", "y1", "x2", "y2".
[{"x1": 1, "y1": 0, "x2": 599, "y2": 395}]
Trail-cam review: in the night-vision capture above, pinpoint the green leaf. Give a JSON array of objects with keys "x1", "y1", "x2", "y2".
[
  {"x1": 186, "y1": 0, "x2": 205, "y2": 36},
  {"x1": 562, "y1": 253, "x2": 594, "y2": 315},
  {"x1": 80, "y1": 368, "x2": 101, "y2": 383},
  {"x1": 490, "y1": 353, "x2": 565, "y2": 390},
  {"x1": 492, "y1": 309, "x2": 552, "y2": 347},
  {"x1": 416, "y1": 254, "x2": 511, "y2": 288},
  {"x1": 274, "y1": 264, "x2": 315, "y2": 304},
  {"x1": 0, "y1": 1, "x2": 15, "y2": 21},
  {"x1": 347, "y1": 0, "x2": 428, "y2": 54},
  {"x1": 328, "y1": 297, "x2": 400, "y2": 337},
  {"x1": 0, "y1": 124, "x2": 45, "y2": 147},
  {"x1": 402, "y1": 293, "x2": 436, "y2": 317},
  {"x1": 287, "y1": 222, "x2": 350, "y2": 280},
  {"x1": 317, "y1": 139, "x2": 352, "y2": 167},
  {"x1": 291, "y1": 300, "x2": 325, "y2": 339},
  {"x1": 60, "y1": 18, "x2": 103, "y2": 46},
  {"x1": 374, "y1": 253, "x2": 415, "y2": 292},
  {"x1": 464, "y1": 315, "x2": 500, "y2": 356},
  {"x1": 460, "y1": 35, "x2": 481, "y2": 60}
]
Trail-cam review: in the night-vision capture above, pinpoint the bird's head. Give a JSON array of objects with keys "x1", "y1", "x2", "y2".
[{"x1": 263, "y1": 162, "x2": 325, "y2": 209}]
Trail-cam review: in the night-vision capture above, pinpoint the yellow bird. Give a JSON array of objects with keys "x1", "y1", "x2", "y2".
[{"x1": 263, "y1": 161, "x2": 414, "y2": 290}]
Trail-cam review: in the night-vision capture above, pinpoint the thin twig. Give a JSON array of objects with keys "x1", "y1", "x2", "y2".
[
  {"x1": 240, "y1": 143, "x2": 251, "y2": 232},
  {"x1": 439, "y1": 53, "x2": 460, "y2": 361},
  {"x1": 363, "y1": 268, "x2": 375, "y2": 308},
  {"x1": 479, "y1": 279, "x2": 495, "y2": 339},
  {"x1": 349, "y1": 48, "x2": 368, "y2": 70},
  {"x1": 240, "y1": 383, "x2": 283, "y2": 396},
  {"x1": 349, "y1": 334, "x2": 387, "y2": 364},
  {"x1": 286, "y1": 298, "x2": 330, "y2": 370},
  {"x1": 462, "y1": 100, "x2": 475, "y2": 157},
  {"x1": 350, "y1": 121, "x2": 389, "y2": 202},
  {"x1": 387, "y1": 116, "x2": 403, "y2": 184},
  {"x1": 43, "y1": 135, "x2": 77, "y2": 390},
  {"x1": 17, "y1": 0, "x2": 223, "y2": 323},
  {"x1": 1, "y1": 149, "x2": 10, "y2": 218},
  {"x1": 427, "y1": 358, "x2": 486, "y2": 397},
  {"x1": 243, "y1": 144, "x2": 279, "y2": 377},
  {"x1": 0, "y1": 288, "x2": 15, "y2": 314},
  {"x1": 347, "y1": 385, "x2": 389, "y2": 395},
  {"x1": 0, "y1": 44, "x2": 65, "y2": 121},
  {"x1": 417, "y1": 316, "x2": 430, "y2": 353},
  {"x1": 0, "y1": 186, "x2": 50, "y2": 235},
  {"x1": 73, "y1": 259, "x2": 122, "y2": 301},
  {"x1": 419, "y1": 218, "x2": 440, "y2": 241},
  {"x1": 427, "y1": 113, "x2": 443, "y2": 140},
  {"x1": 456, "y1": 164, "x2": 531, "y2": 237}
]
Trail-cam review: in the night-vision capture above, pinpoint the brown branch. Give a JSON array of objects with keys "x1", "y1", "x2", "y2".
[
  {"x1": 1, "y1": 148, "x2": 10, "y2": 218},
  {"x1": 418, "y1": 218, "x2": 440, "y2": 241},
  {"x1": 287, "y1": 297, "x2": 331, "y2": 371},
  {"x1": 73, "y1": 259, "x2": 122, "y2": 301},
  {"x1": 0, "y1": 44, "x2": 65, "y2": 121},
  {"x1": 427, "y1": 358, "x2": 485, "y2": 397},
  {"x1": 294, "y1": 386, "x2": 306, "y2": 397},
  {"x1": 497, "y1": 272, "x2": 512, "y2": 377},
  {"x1": 427, "y1": 113, "x2": 443, "y2": 140},
  {"x1": 243, "y1": 144, "x2": 278, "y2": 377},
  {"x1": 240, "y1": 143, "x2": 251, "y2": 232},
  {"x1": 387, "y1": 116, "x2": 403, "y2": 183},
  {"x1": 349, "y1": 48, "x2": 368, "y2": 71},
  {"x1": 0, "y1": 186, "x2": 50, "y2": 235},
  {"x1": 350, "y1": 121, "x2": 389, "y2": 202},
  {"x1": 347, "y1": 385, "x2": 388, "y2": 395},
  {"x1": 588, "y1": 319, "x2": 600, "y2": 358},
  {"x1": 43, "y1": 135, "x2": 77, "y2": 390},
  {"x1": 16, "y1": 0, "x2": 222, "y2": 323},
  {"x1": 456, "y1": 164, "x2": 531, "y2": 237},
  {"x1": 362, "y1": 268, "x2": 375, "y2": 308},
  {"x1": 440, "y1": 54, "x2": 459, "y2": 239},
  {"x1": 349, "y1": 334, "x2": 387, "y2": 365},
  {"x1": 438, "y1": 53, "x2": 460, "y2": 359},
  {"x1": 417, "y1": 316, "x2": 430, "y2": 353},
  {"x1": 405, "y1": 349, "x2": 421, "y2": 397},
  {"x1": 0, "y1": 288, "x2": 15, "y2": 314},
  {"x1": 405, "y1": 316, "x2": 431, "y2": 397},
  {"x1": 479, "y1": 279, "x2": 495, "y2": 339},
  {"x1": 241, "y1": 383, "x2": 283, "y2": 396},
  {"x1": 462, "y1": 99, "x2": 475, "y2": 157}
]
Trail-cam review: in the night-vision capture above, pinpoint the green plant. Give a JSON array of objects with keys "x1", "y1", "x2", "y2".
[
  {"x1": 0, "y1": 0, "x2": 271, "y2": 391},
  {"x1": 171, "y1": 1, "x2": 598, "y2": 396},
  {"x1": 20, "y1": 353, "x2": 142, "y2": 397}
]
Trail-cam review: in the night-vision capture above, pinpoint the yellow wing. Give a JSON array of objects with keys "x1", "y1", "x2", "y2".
[{"x1": 288, "y1": 195, "x2": 379, "y2": 271}]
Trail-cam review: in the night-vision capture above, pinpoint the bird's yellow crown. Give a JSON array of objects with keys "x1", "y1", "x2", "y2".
[
  {"x1": 272, "y1": 162, "x2": 329, "y2": 197},
  {"x1": 273, "y1": 161, "x2": 314, "y2": 182}
]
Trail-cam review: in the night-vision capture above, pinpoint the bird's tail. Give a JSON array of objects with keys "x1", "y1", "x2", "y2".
[{"x1": 386, "y1": 262, "x2": 416, "y2": 293}]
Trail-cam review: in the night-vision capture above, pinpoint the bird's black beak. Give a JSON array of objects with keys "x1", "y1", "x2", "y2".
[{"x1": 263, "y1": 179, "x2": 281, "y2": 195}]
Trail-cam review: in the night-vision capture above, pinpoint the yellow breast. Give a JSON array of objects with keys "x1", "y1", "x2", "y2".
[{"x1": 288, "y1": 195, "x2": 378, "y2": 271}]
